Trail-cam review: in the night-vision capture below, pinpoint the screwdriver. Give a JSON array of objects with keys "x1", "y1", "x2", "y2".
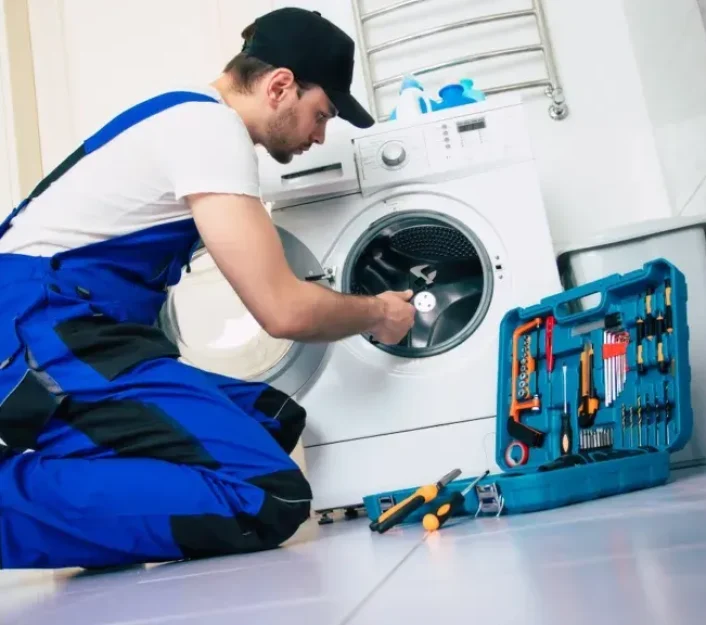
[
  {"x1": 545, "y1": 315, "x2": 556, "y2": 402},
  {"x1": 559, "y1": 364, "x2": 572, "y2": 456},
  {"x1": 578, "y1": 342, "x2": 599, "y2": 428},
  {"x1": 664, "y1": 279, "x2": 673, "y2": 333},
  {"x1": 370, "y1": 468, "x2": 462, "y2": 534},
  {"x1": 636, "y1": 317, "x2": 646, "y2": 375},
  {"x1": 422, "y1": 470, "x2": 490, "y2": 532},
  {"x1": 656, "y1": 312, "x2": 670, "y2": 374},
  {"x1": 645, "y1": 287, "x2": 655, "y2": 339}
]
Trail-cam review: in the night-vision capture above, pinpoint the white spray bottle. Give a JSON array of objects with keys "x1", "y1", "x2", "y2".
[{"x1": 392, "y1": 75, "x2": 432, "y2": 121}]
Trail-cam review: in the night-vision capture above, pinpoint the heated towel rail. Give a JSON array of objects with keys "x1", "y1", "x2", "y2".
[{"x1": 351, "y1": 0, "x2": 568, "y2": 121}]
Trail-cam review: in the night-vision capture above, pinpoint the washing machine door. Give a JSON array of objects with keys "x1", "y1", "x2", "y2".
[{"x1": 159, "y1": 227, "x2": 327, "y2": 396}]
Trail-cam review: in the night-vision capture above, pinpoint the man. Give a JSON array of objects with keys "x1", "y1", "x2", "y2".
[{"x1": 0, "y1": 8, "x2": 415, "y2": 570}]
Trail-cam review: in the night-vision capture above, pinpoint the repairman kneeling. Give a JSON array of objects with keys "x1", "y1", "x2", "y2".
[{"x1": 0, "y1": 8, "x2": 415, "y2": 570}]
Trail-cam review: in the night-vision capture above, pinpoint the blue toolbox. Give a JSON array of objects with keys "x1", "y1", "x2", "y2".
[{"x1": 364, "y1": 259, "x2": 692, "y2": 532}]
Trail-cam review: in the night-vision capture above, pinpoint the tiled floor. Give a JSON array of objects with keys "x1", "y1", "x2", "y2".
[{"x1": 3, "y1": 466, "x2": 706, "y2": 625}]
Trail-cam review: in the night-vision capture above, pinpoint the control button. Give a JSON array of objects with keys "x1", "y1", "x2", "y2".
[
  {"x1": 50, "y1": 257, "x2": 61, "y2": 270},
  {"x1": 380, "y1": 142, "x2": 407, "y2": 167},
  {"x1": 48, "y1": 284, "x2": 61, "y2": 293}
]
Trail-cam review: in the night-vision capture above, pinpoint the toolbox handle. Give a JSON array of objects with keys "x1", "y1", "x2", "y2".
[{"x1": 541, "y1": 273, "x2": 622, "y2": 322}]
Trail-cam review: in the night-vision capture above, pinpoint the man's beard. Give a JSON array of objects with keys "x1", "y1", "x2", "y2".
[{"x1": 265, "y1": 106, "x2": 299, "y2": 164}]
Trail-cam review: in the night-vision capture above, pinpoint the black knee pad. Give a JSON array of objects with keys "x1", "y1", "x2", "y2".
[
  {"x1": 248, "y1": 468, "x2": 313, "y2": 545},
  {"x1": 171, "y1": 469, "x2": 313, "y2": 560},
  {"x1": 254, "y1": 388, "x2": 307, "y2": 454}
]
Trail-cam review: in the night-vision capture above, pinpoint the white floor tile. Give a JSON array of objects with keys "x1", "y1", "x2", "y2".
[
  {"x1": 346, "y1": 468, "x2": 706, "y2": 625},
  {"x1": 3, "y1": 468, "x2": 706, "y2": 625}
]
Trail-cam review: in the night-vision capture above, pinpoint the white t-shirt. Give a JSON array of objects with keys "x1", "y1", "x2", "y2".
[{"x1": 0, "y1": 85, "x2": 261, "y2": 256}]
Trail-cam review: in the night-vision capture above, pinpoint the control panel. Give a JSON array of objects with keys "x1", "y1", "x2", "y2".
[{"x1": 354, "y1": 100, "x2": 534, "y2": 196}]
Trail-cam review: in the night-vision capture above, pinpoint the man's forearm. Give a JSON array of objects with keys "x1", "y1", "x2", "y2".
[{"x1": 276, "y1": 282, "x2": 386, "y2": 342}]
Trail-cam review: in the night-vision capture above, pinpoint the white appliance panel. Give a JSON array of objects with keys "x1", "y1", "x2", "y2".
[
  {"x1": 305, "y1": 417, "x2": 499, "y2": 512},
  {"x1": 290, "y1": 166, "x2": 560, "y2": 447}
]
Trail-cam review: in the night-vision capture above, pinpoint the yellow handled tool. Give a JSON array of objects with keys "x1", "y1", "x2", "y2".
[
  {"x1": 422, "y1": 470, "x2": 490, "y2": 532},
  {"x1": 370, "y1": 468, "x2": 461, "y2": 534}
]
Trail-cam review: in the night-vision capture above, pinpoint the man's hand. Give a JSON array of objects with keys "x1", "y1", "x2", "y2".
[
  {"x1": 186, "y1": 192, "x2": 416, "y2": 344},
  {"x1": 371, "y1": 290, "x2": 416, "y2": 344}
]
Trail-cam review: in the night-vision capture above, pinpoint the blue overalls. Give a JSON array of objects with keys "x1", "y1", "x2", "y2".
[{"x1": 0, "y1": 92, "x2": 311, "y2": 570}]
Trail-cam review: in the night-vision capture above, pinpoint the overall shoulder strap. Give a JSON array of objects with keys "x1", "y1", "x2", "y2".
[{"x1": 0, "y1": 91, "x2": 219, "y2": 239}]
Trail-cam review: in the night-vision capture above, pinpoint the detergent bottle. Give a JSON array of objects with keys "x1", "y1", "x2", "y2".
[{"x1": 389, "y1": 75, "x2": 432, "y2": 121}]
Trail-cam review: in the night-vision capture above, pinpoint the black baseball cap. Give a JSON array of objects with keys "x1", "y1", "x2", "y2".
[{"x1": 242, "y1": 7, "x2": 375, "y2": 129}]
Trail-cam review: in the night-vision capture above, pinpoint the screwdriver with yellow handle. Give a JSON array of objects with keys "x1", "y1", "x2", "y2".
[
  {"x1": 422, "y1": 470, "x2": 491, "y2": 532},
  {"x1": 370, "y1": 468, "x2": 462, "y2": 534}
]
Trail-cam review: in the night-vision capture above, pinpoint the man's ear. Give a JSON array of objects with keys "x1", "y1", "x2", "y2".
[{"x1": 264, "y1": 68, "x2": 297, "y2": 107}]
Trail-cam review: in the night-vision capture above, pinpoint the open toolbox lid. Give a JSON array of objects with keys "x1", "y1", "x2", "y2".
[{"x1": 496, "y1": 258, "x2": 692, "y2": 472}]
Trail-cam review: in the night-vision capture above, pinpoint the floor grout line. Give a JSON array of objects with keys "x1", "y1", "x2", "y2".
[{"x1": 339, "y1": 536, "x2": 428, "y2": 625}]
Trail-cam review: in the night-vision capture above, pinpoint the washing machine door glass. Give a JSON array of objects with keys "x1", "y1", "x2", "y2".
[
  {"x1": 342, "y1": 210, "x2": 493, "y2": 358},
  {"x1": 159, "y1": 227, "x2": 327, "y2": 395}
]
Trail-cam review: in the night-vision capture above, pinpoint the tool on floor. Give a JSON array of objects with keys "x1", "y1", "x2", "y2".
[
  {"x1": 645, "y1": 287, "x2": 655, "y2": 340},
  {"x1": 636, "y1": 316, "x2": 646, "y2": 375},
  {"x1": 559, "y1": 364, "x2": 572, "y2": 456},
  {"x1": 422, "y1": 470, "x2": 491, "y2": 531},
  {"x1": 370, "y1": 468, "x2": 461, "y2": 533},
  {"x1": 664, "y1": 279, "x2": 673, "y2": 333},
  {"x1": 507, "y1": 318, "x2": 545, "y2": 453},
  {"x1": 578, "y1": 342, "x2": 599, "y2": 428}
]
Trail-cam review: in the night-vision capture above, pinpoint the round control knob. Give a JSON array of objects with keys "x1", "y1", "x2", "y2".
[{"x1": 380, "y1": 142, "x2": 407, "y2": 167}]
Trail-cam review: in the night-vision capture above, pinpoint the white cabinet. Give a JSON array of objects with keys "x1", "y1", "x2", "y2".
[{"x1": 27, "y1": 0, "x2": 271, "y2": 172}]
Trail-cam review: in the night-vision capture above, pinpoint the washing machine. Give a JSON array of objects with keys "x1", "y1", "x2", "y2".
[{"x1": 160, "y1": 93, "x2": 563, "y2": 514}]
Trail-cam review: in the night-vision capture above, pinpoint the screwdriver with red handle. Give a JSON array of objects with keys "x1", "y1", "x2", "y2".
[{"x1": 422, "y1": 470, "x2": 490, "y2": 532}]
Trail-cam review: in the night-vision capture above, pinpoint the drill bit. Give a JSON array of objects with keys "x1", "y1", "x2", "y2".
[
  {"x1": 653, "y1": 383, "x2": 660, "y2": 447},
  {"x1": 621, "y1": 404, "x2": 628, "y2": 447},
  {"x1": 637, "y1": 395, "x2": 643, "y2": 448}
]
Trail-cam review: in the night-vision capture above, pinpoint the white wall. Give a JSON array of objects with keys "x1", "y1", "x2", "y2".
[
  {"x1": 0, "y1": 3, "x2": 18, "y2": 212},
  {"x1": 27, "y1": 0, "x2": 272, "y2": 174},
  {"x1": 622, "y1": 0, "x2": 706, "y2": 219},
  {"x1": 361, "y1": 0, "x2": 673, "y2": 250},
  {"x1": 22, "y1": 1, "x2": 706, "y2": 248}
]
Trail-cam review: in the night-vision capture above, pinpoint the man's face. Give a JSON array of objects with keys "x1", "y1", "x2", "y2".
[{"x1": 263, "y1": 81, "x2": 337, "y2": 164}]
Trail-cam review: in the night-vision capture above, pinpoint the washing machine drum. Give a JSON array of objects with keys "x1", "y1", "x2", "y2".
[
  {"x1": 159, "y1": 228, "x2": 327, "y2": 394},
  {"x1": 343, "y1": 211, "x2": 493, "y2": 358}
]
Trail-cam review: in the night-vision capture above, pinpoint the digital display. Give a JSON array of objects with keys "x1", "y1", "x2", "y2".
[{"x1": 457, "y1": 118, "x2": 486, "y2": 133}]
